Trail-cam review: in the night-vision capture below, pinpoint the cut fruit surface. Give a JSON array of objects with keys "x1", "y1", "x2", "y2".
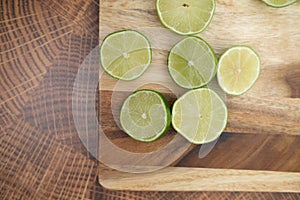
[
  {"x1": 156, "y1": 0, "x2": 216, "y2": 35},
  {"x1": 120, "y1": 90, "x2": 171, "y2": 142},
  {"x1": 100, "y1": 30, "x2": 151, "y2": 80},
  {"x1": 168, "y1": 36, "x2": 217, "y2": 89},
  {"x1": 172, "y1": 88, "x2": 227, "y2": 144},
  {"x1": 262, "y1": 0, "x2": 298, "y2": 8},
  {"x1": 217, "y1": 46, "x2": 260, "y2": 96}
]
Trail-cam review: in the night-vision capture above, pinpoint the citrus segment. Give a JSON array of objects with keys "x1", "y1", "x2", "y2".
[
  {"x1": 120, "y1": 90, "x2": 171, "y2": 142},
  {"x1": 217, "y1": 46, "x2": 260, "y2": 95},
  {"x1": 262, "y1": 0, "x2": 298, "y2": 8},
  {"x1": 156, "y1": 0, "x2": 216, "y2": 35},
  {"x1": 172, "y1": 88, "x2": 227, "y2": 144},
  {"x1": 168, "y1": 37, "x2": 217, "y2": 89},
  {"x1": 100, "y1": 30, "x2": 151, "y2": 80}
]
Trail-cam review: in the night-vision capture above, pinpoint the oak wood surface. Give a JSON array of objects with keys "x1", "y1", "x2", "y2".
[{"x1": 1, "y1": 0, "x2": 300, "y2": 199}]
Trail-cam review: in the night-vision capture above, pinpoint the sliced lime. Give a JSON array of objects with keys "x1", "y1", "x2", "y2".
[
  {"x1": 262, "y1": 0, "x2": 298, "y2": 8},
  {"x1": 120, "y1": 90, "x2": 171, "y2": 142},
  {"x1": 168, "y1": 36, "x2": 217, "y2": 89},
  {"x1": 100, "y1": 30, "x2": 152, "y2": 81},
  {"x1": 217, "y1": 46, "x2": 260, "y2": 96},
  {"x1": 156, "y1": 0, "x2": 216, "y2": 35},
  {"x1": 172, "y1": 88, "x2": 227, "y2": 144}
]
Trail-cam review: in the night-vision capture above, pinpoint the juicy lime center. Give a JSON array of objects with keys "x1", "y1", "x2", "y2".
[
  {"x1": 188, "y1": 61, "x2": 194, "y2": 67},
  {"x1": 172, "y1": 88, "x2": 227, "y2": 144},
  {"x1": 141, "y1": 113, "x2": 147, "y2": 119},
  {"x1": 100, "y1": 30, "x2": 151, "y2": 80},
  {"x1": 122, "y1": 52, "x2": 130, "y2": 59},
  {"x1": 168, "y1": 37, "x2": 217, "y2": 89},
  {"x1": 120, "y1": 90, "x2": 171, "y2": 142}
]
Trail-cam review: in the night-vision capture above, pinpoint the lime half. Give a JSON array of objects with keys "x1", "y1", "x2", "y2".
[
  {"x1": 120, "y1": 90, "x2": 171, "y2": 142},
  {"x1": 262, "y1": 0, "x2": 298, "y2": 8},
  {"x1": 156, "y1": 0, "x2": 216, "y2": 35},
  {"x1": 172, "y1": 88, "x2": 227, "y2": 144},
  {"x1": 100, "y1": 30, "x2": 152, "y2": 80},
  {"x1": 168, "y1": 36, "x2": 217, "y2": 89},
  {"x1": 217, "y1": 46, "x2": 260, "y2": 96}
]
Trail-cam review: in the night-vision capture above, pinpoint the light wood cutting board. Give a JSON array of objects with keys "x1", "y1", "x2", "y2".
[{"x1": 99, "y1": 0, "x2": 300, "y2": 192}]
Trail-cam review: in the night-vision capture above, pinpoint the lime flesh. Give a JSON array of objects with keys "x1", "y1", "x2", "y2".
[
  {"x1": 262, "y1": 0, "x2": 298, "y2": 8},
  {"x1": 217, "y1": 46, "x2": 260, "y2": 96},
  {"x1": 168, "y1": 36, "x2": 217, "y2": 89},
  {"x1": 172, "y1": 88, "x2": 227, "y2": 144},
  {"x1": 120, "y1": 90, "x2": 171, "y2": 142},
  {"x1": 156, "y1": 0, "x2": 216, "y2": 35},
  {"x1": 100, "y1": 30, "x2": 152, "y2": 80}
]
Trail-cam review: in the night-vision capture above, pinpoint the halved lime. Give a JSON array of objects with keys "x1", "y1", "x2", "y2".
[
  {"x1": 168, "y1": 36, "x2": 217, "y2": 89},
  {"x1": 172, "y1": 88, "x2": 227, "y2": 144},
  {"x1": 262, "y1": 0, "x2": 298, "y2": 8},
  {"x1": 100, "y1": 30, "x2": 152, "y2": 80},
  {"x1": 120, "y1": 90, "x2": 171, "y2": 142},
  {"x1": 217, "y1": 46, "x2": 260, "y2": 96},
  {"x1": 156, "y1": 0, "x2": 216, "y2": 35}
]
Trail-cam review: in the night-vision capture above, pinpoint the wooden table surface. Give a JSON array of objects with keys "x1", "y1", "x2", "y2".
[{"x1": 1, "y1": 0, "x2": 299, "y2": 199}]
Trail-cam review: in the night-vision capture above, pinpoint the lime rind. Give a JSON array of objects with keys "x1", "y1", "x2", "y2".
[
  {"x1": 120, "y1": 90, "x2": 171, "y2": 142},
  {"x1": 262, "y1": 0, "x2": 298, "y2": 8},
  {"x1": 172, "y1": 88, "x2": 228, "y2": 144},
  {"x1": 100, "y1": 30, "x2": 152, "y2": 81},
  {"x1": 156, "y1": 0, "x2": 216, "y2": 35},
  {"x1": 217, "y1": 45, "x2": 261, "y2": 96},
  {"x1": 168, "y1": 36, "x2": 217, "y2": 89}
]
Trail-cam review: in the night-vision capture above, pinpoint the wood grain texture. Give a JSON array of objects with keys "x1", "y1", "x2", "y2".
[
  {"x1": 99, "y1": 0, "x2": 300, "y2": 135},
  {"x1": 100, "y1": 0, "x2": 300, "y2": 96},
  {"x1": 226, "y1": 97, "x2": 300, "y2": 135},
  {"x1": 100, "y1": 90, "x2": 300, "y2": 171},
  {"x1": 99, "y1": 0, "x2": 300, "y2": 193},
  {"x1": 1, "y1": 0, "x2": 300, "y2": 199},
  {"x1": 96, "y1": 189, "x2": 300, "y2": 200},
  {"x1": 1, "y1": 0, "x2": 100, "y2": 199},
  {"x1": 99, "y1": 165, "x2": 300, "y2": 192}
]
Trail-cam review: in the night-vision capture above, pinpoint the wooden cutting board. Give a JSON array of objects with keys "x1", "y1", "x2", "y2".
[{"x1": 99, "y1": 0, "x2": 300, "y2": 192}]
